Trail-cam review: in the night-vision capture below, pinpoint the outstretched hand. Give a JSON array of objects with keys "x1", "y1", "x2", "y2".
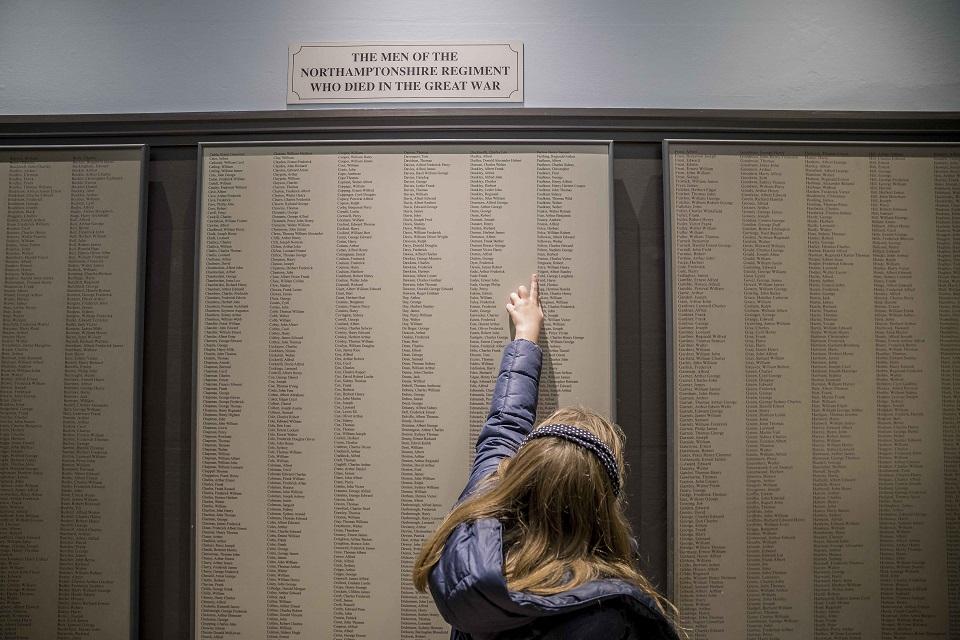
[{"x1": 506, "y1": 273, "x2": 544, "y2": 345}]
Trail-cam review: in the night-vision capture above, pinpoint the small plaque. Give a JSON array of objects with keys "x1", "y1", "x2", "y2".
[{"x1": 288, "y1": 41, "x2": 523, "y2": 104}]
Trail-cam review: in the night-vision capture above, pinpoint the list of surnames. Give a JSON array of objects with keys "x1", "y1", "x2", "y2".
[
  {"x1": 195, "y1": 143, "x2": 613, "y2": 639},
  {"x1": 670, "y1": 143, "x2": 959, "y2": 639}
]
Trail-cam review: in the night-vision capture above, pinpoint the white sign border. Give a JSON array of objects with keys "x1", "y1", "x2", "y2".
[{"x1": 287, "y1": 41, "x2": 524, "y2": 104}]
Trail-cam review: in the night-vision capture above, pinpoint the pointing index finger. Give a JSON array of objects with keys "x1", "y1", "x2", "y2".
[{"x1": 530, "y1": 273, "x2": 539, "y2": 302}]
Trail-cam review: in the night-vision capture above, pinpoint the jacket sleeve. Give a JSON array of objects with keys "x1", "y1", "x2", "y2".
[{"x1": 458, "y1": 338, "x2": 542, "y2": 501}]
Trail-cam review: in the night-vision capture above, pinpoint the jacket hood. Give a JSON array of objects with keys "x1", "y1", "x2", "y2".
[{"x1": 428, "y1": 518, "x2": 672, "y2": 639}]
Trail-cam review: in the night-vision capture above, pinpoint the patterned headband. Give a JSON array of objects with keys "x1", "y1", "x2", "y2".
[{"x1": 520, "y1": 423, "x2": 622, "y2": 497}]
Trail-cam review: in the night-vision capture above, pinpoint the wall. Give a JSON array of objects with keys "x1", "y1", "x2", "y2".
[{"x1": 1, "y1": 0, "x2": 958, "y2": 115}]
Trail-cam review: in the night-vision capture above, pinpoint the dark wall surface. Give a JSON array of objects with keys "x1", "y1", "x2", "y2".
[{"x1": 2, "y1": 108, "x2": 957, "y2": 639}]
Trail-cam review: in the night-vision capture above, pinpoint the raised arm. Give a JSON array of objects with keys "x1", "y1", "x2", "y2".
[{"x1": 460, "y1": 274, "x2": 544, "y2": 499}]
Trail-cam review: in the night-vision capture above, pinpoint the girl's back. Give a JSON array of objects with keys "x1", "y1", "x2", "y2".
[{"x1": 413, "y1": 276, "x2": 680, "y2": 640}]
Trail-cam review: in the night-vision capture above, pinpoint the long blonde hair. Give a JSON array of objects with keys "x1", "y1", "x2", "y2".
[{"x1": 412, "y1": 407, "x2": 677, "y2": 622}]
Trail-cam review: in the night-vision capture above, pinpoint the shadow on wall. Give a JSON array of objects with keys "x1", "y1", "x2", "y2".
[
  {"x1": 612, "y1": 141, "x2": 670, "y2": 596},
  {"x1": 140, "y1": 148, "x2": 198, "y2": 640}
]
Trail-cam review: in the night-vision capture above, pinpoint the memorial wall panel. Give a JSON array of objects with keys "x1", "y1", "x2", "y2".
[
  {"x1": 193, "y1": 142, "x2": 614, "y2": 639},
  {"x1": 666, "y1": 141, "x2": 960, "y2": 639},
  {"x1": 0, "y1": 145, "x2": 146, "y2": 639}
]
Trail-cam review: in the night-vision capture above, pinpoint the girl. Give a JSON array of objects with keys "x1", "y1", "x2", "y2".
[{"x1": 413, "y1": 274, "x2": 680, "y2": 639}]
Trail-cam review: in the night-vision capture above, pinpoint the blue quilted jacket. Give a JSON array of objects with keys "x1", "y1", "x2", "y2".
[{"x1": 428, "y1": 339, "x2": 679, "y2": 640}]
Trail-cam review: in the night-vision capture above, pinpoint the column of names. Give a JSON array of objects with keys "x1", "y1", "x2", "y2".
[
  {"x1": 0, "y1": 147, "x2": 143, "y2": 640},
  {"x1": 670, "y1": 142, "x2": 960, "y2": 639},
  {"x1": 195, "y1": 143, "x2": 613, "y2": 639}
]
